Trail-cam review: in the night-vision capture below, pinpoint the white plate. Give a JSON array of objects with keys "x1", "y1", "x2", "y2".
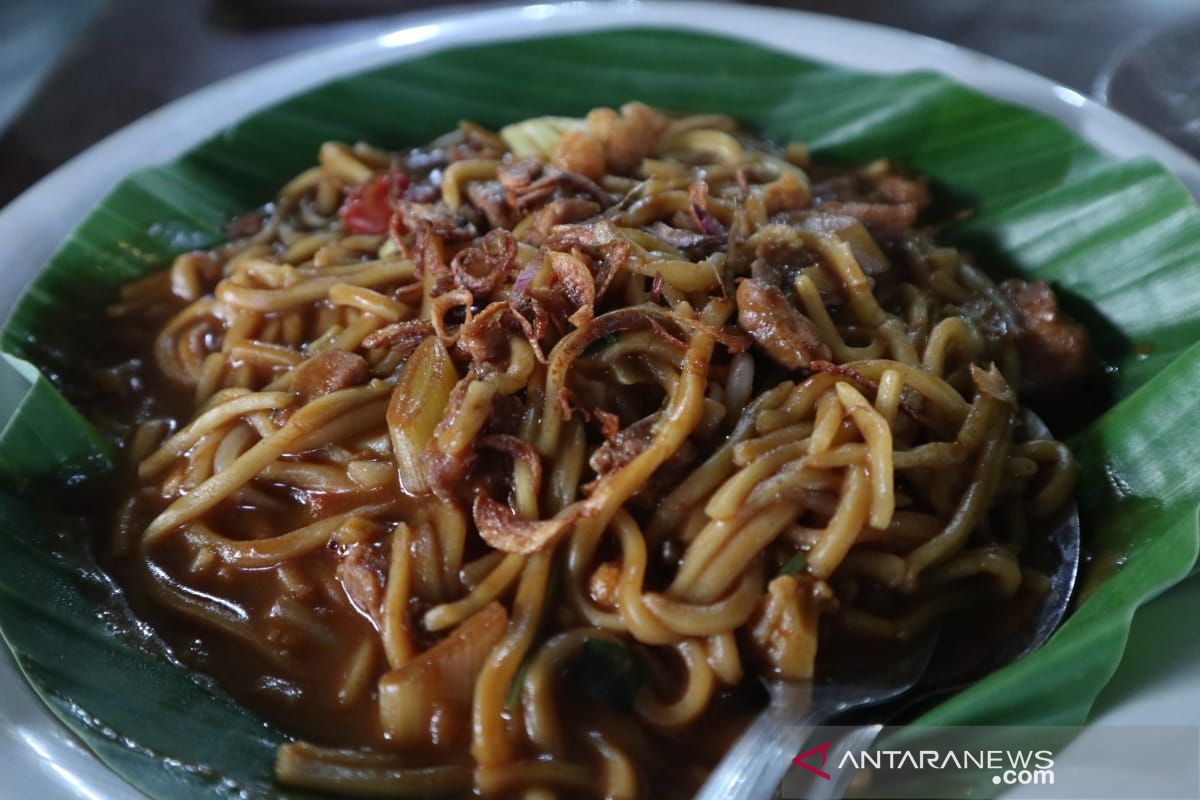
[{"x1": 1, "y1": 3, "x2": 1197, "y2": 797}]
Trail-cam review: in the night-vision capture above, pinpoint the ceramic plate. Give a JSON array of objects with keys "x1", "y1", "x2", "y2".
[{"x1": 1, "y1": 4, "x2": 1198, "y2": 797}]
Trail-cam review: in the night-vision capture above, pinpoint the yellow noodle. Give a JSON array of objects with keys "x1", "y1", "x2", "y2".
[{"x1": 95, "y1": 107, "x2": 1081, "y2": 800}]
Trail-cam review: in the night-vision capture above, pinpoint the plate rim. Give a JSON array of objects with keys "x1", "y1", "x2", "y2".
[
  {"x1": 3, "y1": 0, "x2": 1200, "y2": 327},
  {"x1": 2, "y1": 3, "x2": 1198, "y2": 798}
]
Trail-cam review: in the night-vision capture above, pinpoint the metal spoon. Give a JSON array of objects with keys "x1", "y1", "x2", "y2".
[
  {"x1": 695, "y1": 411, "x2": 1082, "y2": 800},
  {"x1": 693, "y1": 630, "x2": 939, "y2": 800},
  {"x1": 802, "y1": 410, "x2": 1082, "y2": 800},
  {"x1": 887, "y1": 410, "x2": 1082, "y2": 712}
]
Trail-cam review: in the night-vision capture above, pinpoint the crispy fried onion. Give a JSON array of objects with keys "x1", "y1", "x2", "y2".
[
  {"x1": 429, "y1": 288, "x2": 474, "y2": 344},
  {"x1": 520, "y1": 198, "x2": 602, "y2": 246},
  {"x1": 457, "y1": 300, "x2": 551, "y2": 365},
  {"x1": 472, "y1": 492, "x2": 577, "y2": 555},
  {"x1": 544, "y1": 221, "x2": 631, "y2": 306},
  {"x1": 449, "y1": 228, "x2": 516, "y2": 297},
  {"x1": 646, "y1": 221, "x2": 723, "y2": 259},
  {"x1": 497, "y1": 159, "x2": 612, "y2": 211},
  {"x1": 458, "y1": 302, "x2": 514, "y2": 365},
  {"x1": 408, "y1": 220, "x2": 456, "y2": 295},
  {"x1": 546, "y1": 251, "x2": 596, "y2": 328},
  {"x1": 469, "y1": 303, "x2": 724, "y2": 554},
  {"x1": 362, "y1": 319, "x2": 434, "y2": 352},
  {"x1": 478, "y1": 434, "x2": 544, "y2": 496},
  {"x1": 736, "y1": 278, "x2": 830, "y2": 369},
  {"x1": 689, "y1": 180, "x2": 724, "y2": 236}
]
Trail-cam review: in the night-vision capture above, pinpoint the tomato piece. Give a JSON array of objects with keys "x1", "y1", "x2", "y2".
[{"x1": 338, "y1": 170, "x2": 409, "y2": 234}]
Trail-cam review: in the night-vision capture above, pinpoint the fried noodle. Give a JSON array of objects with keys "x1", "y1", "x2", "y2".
[{"x1": 100, "y1": 103, "x2": 1088, "y2": 799}]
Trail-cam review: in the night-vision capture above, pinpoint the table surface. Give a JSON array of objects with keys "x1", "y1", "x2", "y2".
[{"x1": 2, "y1": 0, "x2": 1199, "y2": 206}]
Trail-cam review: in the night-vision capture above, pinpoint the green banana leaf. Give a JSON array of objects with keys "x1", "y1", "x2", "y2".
[{"x1": 1, "y1": 27, "x2": 1198, "y2": 799}]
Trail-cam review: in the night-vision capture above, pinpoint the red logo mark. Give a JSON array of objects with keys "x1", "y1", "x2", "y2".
[{"x1": 792, "y1": 740, "x2": 832, "y2": 780}]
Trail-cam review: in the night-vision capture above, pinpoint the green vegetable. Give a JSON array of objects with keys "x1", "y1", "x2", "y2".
[
  {"x1": 574, "y1": 639, "x2": 644, "y2": 712},
  {"x1": 778, "y1": 552, "x2": 809, "y2": 577},
  {"x1": 582, "y1": 332, "x2": 621, "y2": 357},
  {"x1": 0, "y1": 27, "x2": 1196, "y2": 799}
]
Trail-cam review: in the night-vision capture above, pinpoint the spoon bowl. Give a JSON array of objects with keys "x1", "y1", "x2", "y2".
[{"x1": 695, "y1": 409, "x2": 1082, "y2": 800}]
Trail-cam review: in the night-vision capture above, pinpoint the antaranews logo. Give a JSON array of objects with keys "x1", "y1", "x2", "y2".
[
  {"x1": 834, "y1": 747, "x2": 1055, "y2": 786},
  {"x1": 792, "y1": 741, "x2": 833, "y2": 781},
  {"x1": 782, "y1": 725, "x2": 1199, "y2": 800},
  {"x1": 789, "y1": 739, "x2": 1055, "y2": 793}
]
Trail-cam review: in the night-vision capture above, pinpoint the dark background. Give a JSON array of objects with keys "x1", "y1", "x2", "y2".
[{"x1": 1, "y1": 0, "x2": 1197, "y2": 206}]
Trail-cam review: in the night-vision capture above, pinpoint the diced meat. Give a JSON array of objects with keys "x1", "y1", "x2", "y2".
[
  {"x1": 226, "y1": 208, "x2": 268, "y2": 239},
  {"x1": 465, "y1": 180, "x2": 516, "y2": 230},
  {"x1": 646, "y1": 222, "x2": 723, "y2": 259},
  {"x1": 293, "y1": 350, "x2": 370, "y2": 402},
  {"x1": 552, "y1": 129, "x2": 606, "y2": 182},
  {"x1": 362, "y1": 319, "x2": 434, "y2": 353},
  {"x1": 1001, "y1": 279, "x2": 1095, "y2": 396},
  {"x1": 809, "y1": 170, "x2": 929, "y2": 239},
  {"x1": 584, "y1": 102, "x2": 667, "y2": 174},
  {"x1": 811, "y1": 171, "x2": 928, "y2": 206},
  {"x1": 593, "y1": 409, "x2": 621, "y2": 440},
  {"x1": 589, "y1": 414, "x2": 659, "y2": 476},
  {"x1": 519, "y1": 198, "x2": 602, "y2": 246},
  {"x1": 393, "y1": 202, "x2": 476, "y2": 243},
  {"x1": 875, "y1": 175, "x2": 929, "y2": 206},
  {"x1": 587, "y1": 413, "x2": 696, "y2": 503},
  {"x1": 735, "y1": 279, "x2": 831, "y2": 370},
  {"x1": 456, "y1": 302, "x2": 513, "y2": 366},
  {"x1": 497, "y1": 159, "x2": 610, "y2": 212},
  {"x1": 748, "y1": 575, "x2": 834, "y2": 679},
  {"x1": 335, "y1": 541, "x2": 386, "y2": 626},
  {"x1": 588, "y1": 562, "x2": 622, "y2": 610},
  {"x1": 810, "y1": 175, "x2": 858, "y2": 203},
  {"x1": 816, "y1": 200, "x2": 920, "y2": 239}
]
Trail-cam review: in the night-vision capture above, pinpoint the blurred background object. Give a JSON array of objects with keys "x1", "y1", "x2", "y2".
[
  {"x1": 0, "y1": 0, "x2": 103, "y2": 132},
  {"x1": 1, "y1": 0, "x2": 1198, "y2": 206},
  {"x1": 1096, "y1": 12, "x2": 1200, "y2": 157}
]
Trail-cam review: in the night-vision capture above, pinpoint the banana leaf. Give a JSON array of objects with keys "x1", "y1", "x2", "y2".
[{"x1": 0, "y1": 28, "x2": 1197, "y2": 799}]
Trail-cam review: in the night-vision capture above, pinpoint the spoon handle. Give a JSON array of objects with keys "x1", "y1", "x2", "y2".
[
  {"x1": 697, "y1": 631, "x2": 940, "y2": 800},
  {"x1": 804, "y1": 724, "x2": 885, "y2": 800},
  {"x1": 693, "y1": 701, "x2": 825, "y2": 800}
]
